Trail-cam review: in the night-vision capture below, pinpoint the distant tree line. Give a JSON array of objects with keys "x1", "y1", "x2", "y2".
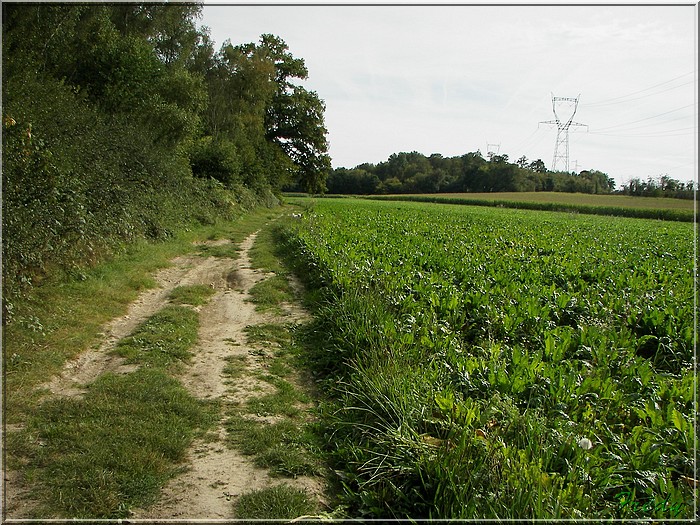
[
  {"x1": 619, "y1": 175, "x2": 694, "y2": 200},
  {"x1": 308, "y1": 151, "x2": 616, "y2": 195},
  {"x1": 2, "y1": 2, "x2": 330, "y2": 312}
]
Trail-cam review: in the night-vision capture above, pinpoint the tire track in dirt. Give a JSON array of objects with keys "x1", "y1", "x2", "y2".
[
  {"x1": 131, "y1": 230, "x2": 323, "y2": 519},
  {"x1": 43, "y1": 240, "x2": 240, "y2": 398},
  {"x1": 4, "y1": 239, "x2": 244, "y2": 519},
  {"x1": 4, "y1": 240, "x2": 245, "y2": 519}
]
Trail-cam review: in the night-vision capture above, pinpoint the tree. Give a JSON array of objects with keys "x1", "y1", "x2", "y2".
[
  {"x1": 266, "y1": 84, "x2": 331, "y2": 193},
  {"x1": 488, "y1": 153, "x2": 509, "y2": 164},
  {"x1": 580, "y1": 170, "x2": 615, "y2": 193},
  {"x1": 527, "y1": 159, "x2": 547, "y2": 173},
  {"x1": 260, "y1": 34, "x2": 331, "y2": 193},
  {"x1": 516, "y1": 155, "x2": 529, "y2": 169}
]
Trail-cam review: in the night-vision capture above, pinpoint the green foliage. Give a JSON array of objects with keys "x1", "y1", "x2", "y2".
[
  {"x1": 370, "y1": 194, "x2": 694, "y2": 222},
  {"x1": 3, "y1": 3, "x2": 330, "y2": 320},
  {"x1": 1, "y1": 65, "x2": 237, "y2": 316},
  {"x1": 286, "y1": 198, "x2": 695, "y2": 519},
  {"x1": 234, "y1": 484, "x2": 317, "y2": 520},
  {"x1": 621, "y1": 175, "x2": 694, "y2": 199},
  {"x1": 202, "y1": 33, "x2": 329, "y2": 193},
  {"x1": 189, "y1": 136, "x2": 242, "y2": 185},
  {"x1": 324, "y1": 150, "x2": 617, "y2": 196}
]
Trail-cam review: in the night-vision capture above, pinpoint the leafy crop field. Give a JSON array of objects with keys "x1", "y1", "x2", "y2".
[{"x1": 285, "y1": 198, "x2": 696, "y2": 519}]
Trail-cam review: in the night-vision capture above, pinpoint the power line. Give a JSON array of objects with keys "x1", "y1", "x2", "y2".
[
  {"x1": 583, "y1": 81, "x2": 696, "y2": 108},
  {"x1": 511, "y1": 127, "x2": 541, "y2": 154},
  {"x1": 588, "y1": 126, "x2": 696, "y2": 138},
  {"x1": 581, "y1": 71, "x2": 696, "y2": 107},
  {"x1": 590, "y1": 113, "x2": 696, "y2": 134},
  {"x1": 591, "y1": 103, "x2": 696, "y2": 132}
]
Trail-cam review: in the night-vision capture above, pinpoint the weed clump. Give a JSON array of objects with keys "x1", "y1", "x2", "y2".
[{"x1": 234, "y1": 484, "x2": 317, "y2": 520}]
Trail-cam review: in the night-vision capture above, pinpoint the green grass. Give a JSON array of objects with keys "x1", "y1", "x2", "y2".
[
  {"x1": 219, "y1": 216, "x2": 330, "y2": 512},
  {"x1": 196, "y1": 242, "x2": 240, "y2": 259},
  {"x1": 222, "y1": 354, "x2": 249, "y2": 380},
  {"x1": 244, "y1": 323, "x2": 293, "y2": 347},
  {"x1": 248, "y1": 275, "x2": 295, "y2": 313},
  {"x1": 246, "y1": 376, "x2": 309, "y2": 418},
  {"x1": 4, "y1": 236, "x2": 196, "y2": 424},
  {"x1": 364, "y1": 193, "x2": 694, "y2": 221},
  {"x1": 248, "y1": 222, "x2": 288, "y2": 274},
  {"x1": 283, "y1": 191, "x2": 697, "y2": 222},
  {"x1": 408, "y1": 191, "x2": 694, "y2": 210},
  {"x1": 12, "y1": 368, "x2": 218, "y2": 518},
  {"x1": 168, "y1": 284, "x2": 216, "y2": 306},
  {"x1": 224, "y1": 326, "x2": 320, "y2": 477},
  {"x1": 7, "y1": 304, "x2": 212, "y2": 517},
  {"x1": 226, "y1": 415, "x2": 321, "y2": 477},
  {"x1": 234, "y1": 484, "x2": 317, "y2": 520},
  {"x1": 246, "y1": 219, "x2": 301, "y2": 314},
  {"x1": 111, "y1": 305, "x2": 199, "y2": 370},
  {"x1": 225, "y1": 321, "x2": 322, "y2": 480},
  {"x1": 198, "y1": 206, "x2": 285, "y2": 258},
  {"x1": 3, "y1": 205, "x2": 295, "y2": 517}
]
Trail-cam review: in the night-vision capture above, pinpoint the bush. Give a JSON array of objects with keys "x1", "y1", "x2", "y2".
[
  {"x1": 189, "y1": 136, "x2": 242, "y2": 185},
  {"x1": 2, "y1": 71, "x2": 239, "y2": 321}
]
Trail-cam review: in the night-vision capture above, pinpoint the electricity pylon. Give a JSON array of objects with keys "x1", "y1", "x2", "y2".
[
  {"x1": 486, "y1": 142, "x2": 500, "y2": 159},
  {"x1": 539, "y1": 94, "x2": 587, "y2": 172}
]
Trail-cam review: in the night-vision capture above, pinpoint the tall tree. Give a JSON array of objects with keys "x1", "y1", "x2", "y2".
[{"x1": 260, "y1": 34, "x2": 331, "y2": 193}]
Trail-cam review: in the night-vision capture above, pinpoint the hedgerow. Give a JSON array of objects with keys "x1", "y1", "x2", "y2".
[{"x1": 2, "y1": 71, "x2": 241, "y2": 319}]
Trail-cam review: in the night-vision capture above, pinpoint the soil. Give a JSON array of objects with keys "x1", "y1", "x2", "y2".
[{"x1": 4, "y1": 226, "x2": 325, "y2": 520}]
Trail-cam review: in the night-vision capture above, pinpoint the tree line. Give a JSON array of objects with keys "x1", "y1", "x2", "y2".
[
  {"x1": 2, "y1": 2, "x2": 330, "y2": 313},
  {"x1": 618, "y1": 175, "x2": 694, "y2": 199},
  {"x1": 312, "y1": 151, "x2": 617, "y2": 195}
]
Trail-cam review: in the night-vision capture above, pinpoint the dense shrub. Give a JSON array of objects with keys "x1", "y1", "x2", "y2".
[{"x1": 1, "y1": 71, "x2": 238, "y2": 319}]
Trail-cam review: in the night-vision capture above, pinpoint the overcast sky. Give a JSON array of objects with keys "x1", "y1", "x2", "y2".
[{"x1": 200, "y1": 2, "x2": 697, "y2": 187}]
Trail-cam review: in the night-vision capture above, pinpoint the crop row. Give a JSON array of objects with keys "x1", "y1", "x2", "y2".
[
  {"x1": 369, "y1": 194, "x2": 695, "y2": 222},
  {"x1": 286, "y1": 198, "x2": 696, "y2": 519}
]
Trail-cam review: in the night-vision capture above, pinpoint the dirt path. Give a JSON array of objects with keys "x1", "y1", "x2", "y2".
[
  {"x1": 132, "y1": 230, "x2": 321, "y2": 519},
  {"x1": 6, "y1": 225, "x2": 324, "y2": 520},
  {"x1": 44, "y1": 240, "x2": 241, "y2": 398}
]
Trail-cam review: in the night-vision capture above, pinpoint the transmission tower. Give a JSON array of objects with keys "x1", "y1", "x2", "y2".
[
  {"x1": 486, "y1": 142, "x2": 501, "y2": 159},
  {"x1": 539, "y1": 94, "x2": 587, "y2": 172}
]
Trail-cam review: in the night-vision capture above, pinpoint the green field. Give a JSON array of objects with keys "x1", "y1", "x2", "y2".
[
  {"x1": 414, "y1": 192, "x2": 695, "y2": 210},
  {"x1": 285, "y1": 197, "x2": 696, "y2": 519},
  {"x1": 365, "y1": 192, "x2": 695, "y2": 222}
]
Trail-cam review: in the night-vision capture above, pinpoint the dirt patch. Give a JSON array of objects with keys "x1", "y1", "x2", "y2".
[{"x1": 2, "y1": 468, "x2": 40, "y2": 519}]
